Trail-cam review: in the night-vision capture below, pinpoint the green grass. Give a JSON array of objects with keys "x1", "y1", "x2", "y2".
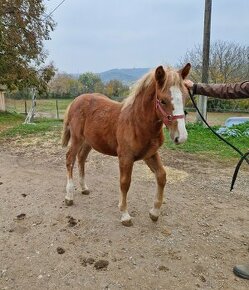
[
  {"x1": 0, "y1": 112, "x2": 62, "y2": 138},
  {"x1": 0, "y1": 111, "x2": 25, "y2": 132},
  {"x1": 164, "y1": 122, "x2": 249, "y2": 159},
  {"x1": 0, "y1": 119, "x2": 62, "y2": 138},
  {"x1": 0, "y1": 111, "x2": 24, "y2": 123}
]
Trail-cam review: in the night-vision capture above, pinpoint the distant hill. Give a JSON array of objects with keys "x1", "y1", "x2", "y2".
[{"x1": 99, "y1": 68, "x2": 150, "y2": 85}]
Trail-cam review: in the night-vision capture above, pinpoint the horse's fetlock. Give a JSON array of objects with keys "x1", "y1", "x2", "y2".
[{"x1": 118, "y1": 202, "x2": 126, "y2": 212}]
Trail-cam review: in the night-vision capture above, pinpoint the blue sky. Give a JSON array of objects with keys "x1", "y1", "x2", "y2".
[{"x1": 44, "y1": 0, "x2": 249, "y2": 73}]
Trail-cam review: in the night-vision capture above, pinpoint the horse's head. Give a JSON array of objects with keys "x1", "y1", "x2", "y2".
[{"x1": 155, "y1": 63, "x2": 191, "y2": 145}]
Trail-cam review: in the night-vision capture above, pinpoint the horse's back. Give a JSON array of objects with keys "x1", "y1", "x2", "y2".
[{"x1": 67, "y1": 93, "x2": 119, "y2": 120}]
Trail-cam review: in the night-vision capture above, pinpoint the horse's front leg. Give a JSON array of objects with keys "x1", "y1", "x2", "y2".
[
  {"x1": 118, "y1": 156, "x2": 134, "y2": 226},
  {"x1": 144, "y1": 152, "x2": 166, "y2": 222}
]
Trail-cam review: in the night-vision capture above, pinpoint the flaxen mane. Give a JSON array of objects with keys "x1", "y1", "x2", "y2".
[
  {"x1": 122, "y1": 67, "x2": 181, "y2": 109},
  {"x1": 122, "y1": 69, "x2": 154, "y2": 109}
]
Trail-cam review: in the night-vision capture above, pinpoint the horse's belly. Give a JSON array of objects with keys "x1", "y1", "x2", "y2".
[
  {"x1": 134, "y1": 147, "x2": 159, "y2": 161},
  {"x1": 85, "y1": 133, "x2": 118, "y2": 157},
  {"x1": 84, "y1": 114, "x2": 119, "y2": 156},
  {"x1": 91, "y1": 143, "x2": 118, "y2": 156}
]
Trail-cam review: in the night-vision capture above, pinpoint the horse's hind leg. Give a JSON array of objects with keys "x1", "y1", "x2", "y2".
[
  {"x1": 144, "y1": 152, "x2": 166, "y2": 222},
  {"x1": 77, "y1": 143, "x2": 92, "y2": 195},
  {"x1": 65, "y1": 136, "x2": 81, "y2": 206}
]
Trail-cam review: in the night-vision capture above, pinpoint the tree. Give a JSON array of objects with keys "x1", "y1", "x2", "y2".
[
  {"x1": 48, "y1": 73, "x2": 83, "y2": 98},
  {"x1": 49, "y1": 72, "x2": 130, "y2": 100},
  {"x1": 78, "y1": 72, "x2": 104, "y2": 94},
  {"x1": 0, "y1": 0, "x2": 56, "y2": 91},
  {"x1": 180, "y1": 40, "x2": 249, "y2": 110},
  {"x1": 104, "y1": 79, "x2": 129, "y2": 100}
]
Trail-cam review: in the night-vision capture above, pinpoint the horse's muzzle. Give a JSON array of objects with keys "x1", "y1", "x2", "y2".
[{"x1": 173, "y1": 132, "x2": 188, "y2": 145}]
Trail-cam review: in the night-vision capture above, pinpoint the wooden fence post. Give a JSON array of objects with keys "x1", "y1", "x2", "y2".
[
  {"x1": 0, "y1": 91, "x2": 6, "y2": 111},
  {"x1": 24, "y1": 100, "x2": 27, "y2": 115},
  {"x1": 56, "y1": 99, "x2": 59, "y2": 119}
]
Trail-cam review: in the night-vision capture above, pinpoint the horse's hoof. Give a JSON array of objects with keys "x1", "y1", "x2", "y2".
[
  {"x1": 121, "y1": 219, "x2": 133, "y2": 227},
  {"x1": 65, "y1": 199, "x2": 73, "y2": 206},
  {"x1": 149, "y1": 212, "x2": 159, "y2": 222},
  {"x1": 81, "y1": 189, "x2": 90, "y2": 195}
]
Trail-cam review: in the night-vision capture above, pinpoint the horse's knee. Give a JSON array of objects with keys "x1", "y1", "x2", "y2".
[
  {"x1": 157, "y1": 168, "x2": 166, "y2": 187},
  {"x1": 66, "y1": 149, "x2": 73, "y2": 167},
  {"x1": 120, "y1": 176, "x2": 131, "y2": 193},
  {"x1": 66, "y1": 160, "x2": 72, "y2": 169}
]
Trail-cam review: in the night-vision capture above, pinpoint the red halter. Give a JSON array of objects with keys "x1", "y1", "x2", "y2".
[{"x1": 156, "y1": 98, "x2": 185, "y2": 126}]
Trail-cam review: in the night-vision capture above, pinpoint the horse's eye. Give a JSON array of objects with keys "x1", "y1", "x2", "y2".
[{"x1": 161, "y1": 100, "x2": 166, "y2": 105}]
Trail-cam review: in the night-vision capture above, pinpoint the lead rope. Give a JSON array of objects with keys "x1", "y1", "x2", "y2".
[{"x1": 188, "y1": 89, "x2": 249, "y2": 191}]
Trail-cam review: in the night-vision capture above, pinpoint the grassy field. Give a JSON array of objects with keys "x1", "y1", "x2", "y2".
[{"x1": 0, "y1": 111, "x2": 248, "y2": 162}]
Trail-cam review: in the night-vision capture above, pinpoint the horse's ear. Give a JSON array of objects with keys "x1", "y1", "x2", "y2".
[
  {"x1": 179, "y1": 63, "x2": 191, "y2": 79},
  {"x1": 155, "y1": 66, "x2": 166, "y2": 87}
]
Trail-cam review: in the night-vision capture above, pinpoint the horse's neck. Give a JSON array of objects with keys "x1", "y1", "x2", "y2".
[{"x1": 131, "y1": 87, "x2": 162, "y2": 134}]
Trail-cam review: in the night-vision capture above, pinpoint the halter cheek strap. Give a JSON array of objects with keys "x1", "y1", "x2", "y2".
[{"x1": 156, "y1": 98, "x2": 185, "y2": 126}]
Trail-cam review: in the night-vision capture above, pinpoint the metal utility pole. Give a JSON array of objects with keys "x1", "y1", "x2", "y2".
[{"x1": 197, "y1": 0, "x2": 212, "y2": 124}]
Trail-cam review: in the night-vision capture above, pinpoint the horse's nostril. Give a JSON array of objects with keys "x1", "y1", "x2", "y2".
[{"x1": 174, "y1": 137, "x2": 179, "y2": 143}]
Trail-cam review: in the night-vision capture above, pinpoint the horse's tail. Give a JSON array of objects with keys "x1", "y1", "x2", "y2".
[{"x1": 61, "y1": 103, "x2": 72, "y2": 147}]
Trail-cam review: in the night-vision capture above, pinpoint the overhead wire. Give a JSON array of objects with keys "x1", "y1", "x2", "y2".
[{"x1": 44, "y1": 0, "x2": 67, "y2": 20}]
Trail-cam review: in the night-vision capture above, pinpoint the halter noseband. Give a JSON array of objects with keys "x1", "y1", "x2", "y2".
[{"x1": 156, "y1": 98, "x2": 185, "y2": 126}]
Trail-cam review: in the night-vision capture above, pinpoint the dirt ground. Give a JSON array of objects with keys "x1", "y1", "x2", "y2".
[{"x1": 0, "y1": 140, "x2": 249, "y2": 290}]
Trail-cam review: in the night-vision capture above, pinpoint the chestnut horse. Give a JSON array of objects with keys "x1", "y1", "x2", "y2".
[{"x1": 62, "y1": 64, "x2": 191, "y2": 226}]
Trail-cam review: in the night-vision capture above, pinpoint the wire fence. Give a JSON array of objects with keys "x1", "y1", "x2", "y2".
[
  {"x1": 4, "y1": 97, "x2": 249, "y2": 120},
  {"x1": 185, "y1": 98, "x2": 249, "y2": 113},
  {"x1": 5, "y1": 98, "x2": 72, "y2": 119}
]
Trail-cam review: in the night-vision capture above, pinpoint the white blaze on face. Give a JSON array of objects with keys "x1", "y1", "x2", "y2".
[{"x1": 170, "y1": 86, "x2": 188, "y2": 144}]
